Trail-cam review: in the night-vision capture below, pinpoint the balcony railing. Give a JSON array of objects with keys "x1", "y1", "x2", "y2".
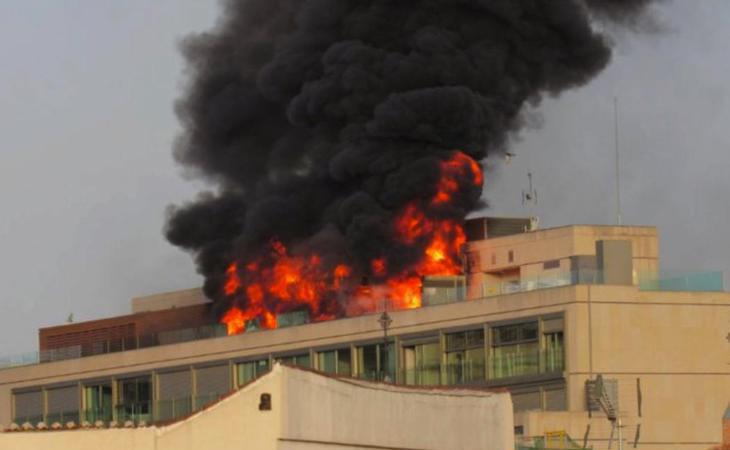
[{"x1": 0, "y1": 324, "x2": 228, "y2": 370}]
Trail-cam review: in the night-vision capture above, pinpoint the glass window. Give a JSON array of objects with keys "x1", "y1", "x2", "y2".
[
  {"x1": 355, "y1": 342, "x2": 394, "y2": 381},
  {"x1": 543, "y1": 331, "x2": 564, "y2": 373},
  {"x1": 317, "y1": 348, "x2": 351, "y2": 376},
  {"x1": 490, "y1": 322, "x2": 539, "y2": 379},
  {"x1": 117, "y1": 377, "x2": 151, "y2": 423},
  {"x1": 445, "y1": 329, "x2": 485, "y2": 384},
  {"x1": 403, "y1": 342, "x2": 440, "y2": 386},
  {"x1": 493, "y1": 322, "x2": 538, "y2": 345},
  {"x1": 237, "y1": 358, "x2": 270, "y2": 386},
  {"x1": 83, "y1": 383, "x2": 112, "y2": 423}
]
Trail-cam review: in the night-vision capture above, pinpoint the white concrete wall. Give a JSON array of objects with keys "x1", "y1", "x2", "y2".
[
  {"x1": 0, "y1": 428, "x2": 157, "y2": 450},
  {"x1": 280, "y1": 367, "x2": 514, "y2": 450},
  {"x1": 0, "y1": 366, "x2": 514, "y2": 450}
]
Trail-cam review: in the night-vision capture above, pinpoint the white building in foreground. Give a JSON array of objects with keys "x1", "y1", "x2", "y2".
[{"x1": 0, "y1": 363, "x2": 514, "y2": 450}]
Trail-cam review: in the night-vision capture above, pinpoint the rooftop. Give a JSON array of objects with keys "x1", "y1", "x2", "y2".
[{"x1": 0, "y1": 223, "x2": 725, "y2": 371}]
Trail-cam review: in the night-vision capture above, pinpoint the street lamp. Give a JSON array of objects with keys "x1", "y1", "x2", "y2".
[{"x1": 377, "y1": 303, "x2": 392, "y2": 382}]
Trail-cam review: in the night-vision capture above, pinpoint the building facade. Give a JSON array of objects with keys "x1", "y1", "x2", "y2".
[{"x1": 0, "y1": 222, "x2": 728, "y2": 450}]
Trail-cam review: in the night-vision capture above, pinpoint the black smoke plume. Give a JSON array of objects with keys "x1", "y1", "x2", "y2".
[{"x1": 166, "y1": 0, "x2": 656, "y2": 318}]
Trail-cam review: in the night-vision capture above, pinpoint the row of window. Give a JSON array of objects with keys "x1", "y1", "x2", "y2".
[{"x1": 13, "y1": 317, "x2": 564, "y2": 424}]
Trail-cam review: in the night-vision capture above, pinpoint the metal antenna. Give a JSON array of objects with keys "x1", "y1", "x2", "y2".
[
  {"x1": 522, "y1": 172, "x2": 539, "y2": 230},
  {"x1": 614, "y1": 97, "x2": 623, "y2": 226}
]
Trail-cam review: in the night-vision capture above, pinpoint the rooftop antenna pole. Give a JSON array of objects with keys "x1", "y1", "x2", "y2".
[
  {"x1": 614, "y1": 96, "x2": 623, "y2": 226},
  {"x1": 522, "y1": 172, "x2": 539, "y2": 231}
]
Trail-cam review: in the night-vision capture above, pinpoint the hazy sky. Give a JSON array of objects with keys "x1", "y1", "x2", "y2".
[{"x1": 0, "y1": 1, "x2": 728, "y2": 357}]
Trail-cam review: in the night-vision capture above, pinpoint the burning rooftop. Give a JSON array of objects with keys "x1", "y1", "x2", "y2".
[{"x1": 164, "y1": 0, "x2": 659, "y2": 341}]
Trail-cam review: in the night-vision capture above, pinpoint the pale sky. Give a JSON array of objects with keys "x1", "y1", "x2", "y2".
[{"x1": 0, "y1": 1, "x2": 728, "y2": 357}]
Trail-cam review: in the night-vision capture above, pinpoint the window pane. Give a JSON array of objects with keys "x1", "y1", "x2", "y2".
[
  {"x1": 544, "y1": 332, "x2": 564, "y2": 372},
  {"x1": 358, "y1": 345, "x2": 378, "y2": 380},
  {"x1": 490, "y1": 342, "x2": 539, "y2": 378},
  {"x1": 494, "y1": 325, "x2": 518, "y2": 345},
  {"x1": 446, "y1": 333, "x2": 465, "y2": 351},
  {"x1": 521, "y1": 322, "x2": 538, "y2": 341},
  {"x1": 237, "y1": 362, "x2": 256, "y2": 385},
  {"x1": 296, "y1": 354, "x2": 310, "y2": 368},
  {"x1": 466, "y1": 329, "x2": 485, "y2": 348},
  {"x1": 318, "y1": 350, "x2": 337, "y2": 374},
  {"x1": 337, "y1": 348, "x2": 351, "y2": 376},
  {"x1": 493, "y1": 322, "x2": 538, "y2": 345},
  {"x1": 413, "y1": 343, "x2": 440, "y2": 385}
]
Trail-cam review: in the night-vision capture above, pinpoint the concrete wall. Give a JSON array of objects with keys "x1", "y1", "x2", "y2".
[
  {"x1": 466, "y1": 225, "x2": 658, "y2": 274},
  {"x1": 0, "y1": 428, "x2": 157, "y2": 450},
  {"x1": 523, "y1": 285, "x2": 730, "y2": 450},
  {"x1": 280, "y1": 368, "x2": 514, "y2": 450}
]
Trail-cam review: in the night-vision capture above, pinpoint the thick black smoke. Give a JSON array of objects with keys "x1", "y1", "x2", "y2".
[{"x1": 166, "y1": 0, "x2": 655, "y2": 317}]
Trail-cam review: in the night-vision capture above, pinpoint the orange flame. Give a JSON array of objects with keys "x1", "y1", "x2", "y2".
[{"x1": 220, "y1": 151, "x2": 482, "y2": 335}]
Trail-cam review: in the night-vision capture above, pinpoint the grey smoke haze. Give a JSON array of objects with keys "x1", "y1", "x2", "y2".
[
  {"x1": 165, "y1": 0, "x2": 656, "y2": 320},
  {"x1": 0, "y1": 1, "x2": 728, "y2": 356}
]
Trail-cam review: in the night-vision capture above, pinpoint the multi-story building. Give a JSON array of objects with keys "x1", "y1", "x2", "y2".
[{"x1": 0, "y1": 219, "x2": 728, "y2": 450}]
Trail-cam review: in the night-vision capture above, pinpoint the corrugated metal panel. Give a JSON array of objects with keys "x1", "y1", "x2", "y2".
[
  {"x1": 14, "y1": 390, "x2": 43, "y2": 421},
  {"x1": 159, "y1": 369, "x2": 192, "y2": 400},
  {"x1": 47, "y1": 385, "x2": 79, "y2": 414},
  {"x1": 195, "y1": 365, "x2": 230, "y2": 397}
]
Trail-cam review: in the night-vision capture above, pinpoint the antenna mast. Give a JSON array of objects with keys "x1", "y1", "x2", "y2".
[{"x1": 614, "y1": 97, "x2": 622, "y2": 226}]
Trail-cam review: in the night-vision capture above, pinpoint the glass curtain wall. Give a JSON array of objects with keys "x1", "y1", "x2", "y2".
[
  {"x1": 355, "y1": 342, "x2": 394, "y2": 381},
  {"x1": 403, "y1": 342, "x2": 441, "y2": 386},
  {"x1": 116, "y1": 377, "x2": 151, "y2": 423},
  {"x1": 316, "y1": 348, "x2": 351, "y2": 376},
  {"x1": 489, "y1": 322, "x2": 540, "y2": 379},
  {"x1": 236, "y1": 358, "x2": 271, "y2": 385},
  {"x1": 82, "y1": 383, "x2": 112, "y2": 423},
  {"x1": 445, "y1": 329, "x2": 485, "y2": 384}
]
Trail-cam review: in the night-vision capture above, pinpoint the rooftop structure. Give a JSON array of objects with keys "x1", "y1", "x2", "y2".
[{"x1": 0, "y1": 220, "x2": 728, "y2": 450}]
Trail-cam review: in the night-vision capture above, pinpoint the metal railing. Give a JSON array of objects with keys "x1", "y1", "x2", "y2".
[
  {"x1": 637, "y1": 270, "x2": 724, "y2": 292},
  {"x1": 114, "y1": 402, "x2": 152, "y2": 424},
  {"x1": 0, "y1": 324, "x2": 228, "y2": 370}
]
